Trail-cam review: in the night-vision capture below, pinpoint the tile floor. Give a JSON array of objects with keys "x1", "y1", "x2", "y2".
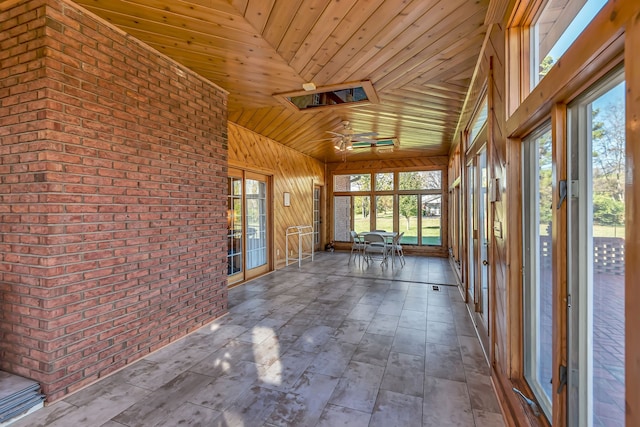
[{"x1": 11, "y1": 252, "x2": 505, "y2": 427}]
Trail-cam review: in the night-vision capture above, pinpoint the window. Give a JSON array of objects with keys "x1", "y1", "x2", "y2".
[
  {"x1": 523, "y1": 124, "x2": 554, "y2": 420},
  {"x1": 421, "y1": 194, "x2": 442, "y2": 245},
  {"x1": 353, "y1": 195, "x2": 371, "y2": 234},
  {"x1": 567, "y1": 74, "x2": 625, "y2": 427},
  {"x1": 375, "y1": 172, "x2": 394, "y2": 191},
  {"x1": 375, "y1": 195, "x2": 394, "y2": 232},
  {"x1": 334, "y1": 173, "x2": 371, "y2": 192},
  {"x1": 531, "y1": 0, "x2": 606, "y2": 88},
  {"x1": 333, "y1": 169, "x2": 444, "y2": 247},
  {"x1": 468, "y1": 96, "x2": 488, "y2": 144},
  {"x1": 399, "y1": 170, "x2": 441, "y2": 190}
]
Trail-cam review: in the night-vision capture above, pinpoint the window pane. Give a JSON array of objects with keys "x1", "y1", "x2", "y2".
[
  {"x1": 375, "y1": 172, "x2": 394, "y2": 191},
  {"x1": 399, "y1": 195, "x2": 418, "y2": 244},
  {"x1": 227, "y1": 177, "x2": 243, "y2": 276},
  {"x1": 333, "y1": 196, "x2": 352, "y2": 242},
  {"x1": 467, "y1": 163, "x2": 476, "y2": 300},
  {"x1": 523, "y1": 126, "x2": 553, "y2": 419},
  {"x1": 353, "y1": 196, "x2": 371, "y2": 234},
  {"x1": 375, "y1": 195, "x2": 394, "y2": 232},
  {"x1": 246, "y1": 179, "x2": 267, "y2": 269},
  {"x1": 334, "y1": 174, "x2": 371, "y2": 191},
  {"x1": 399, "y1": 171, "x2": 441, "y2": 190},
  {"x1": 590, "y1": 81, "x2": 625, "y2": 427},
  {"x1": 469, "y1": 98, "x2": 488, "y2": 144},
  {"x1": 313, "y1": 188, "x2": 320, "y2": 246},
  {"x1": 421, "y1": 195, "x2": 441, "y2": 245},
  {"x1": 532, "y1": 0, "x2": 606, "y2": 87}
]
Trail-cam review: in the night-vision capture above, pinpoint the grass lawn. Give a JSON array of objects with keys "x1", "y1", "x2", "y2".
[
  {"x1": 540, "y1": 224, "x2": 625, "y2": 238},
  {"x1": 354, "y1": 214, "x2": 442, "y2": 245}
]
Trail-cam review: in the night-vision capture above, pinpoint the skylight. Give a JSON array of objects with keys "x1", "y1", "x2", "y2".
[{"x1": 274, "y1": 80, "x2": 379, "y2": 112}]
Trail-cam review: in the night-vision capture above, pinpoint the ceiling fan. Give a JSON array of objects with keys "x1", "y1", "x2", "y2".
[{"x1": 327, "y1": 120, "x2": 378, "y2": 154}]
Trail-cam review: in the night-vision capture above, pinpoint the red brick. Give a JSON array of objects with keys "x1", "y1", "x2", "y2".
[{"x1": 1, "y1": 0, "x2": 227, "y2": 403}]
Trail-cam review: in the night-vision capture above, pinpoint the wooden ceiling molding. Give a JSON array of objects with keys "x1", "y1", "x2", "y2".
[{"x1": 73, "y1": 0, "x2": 491, "y2": 162}]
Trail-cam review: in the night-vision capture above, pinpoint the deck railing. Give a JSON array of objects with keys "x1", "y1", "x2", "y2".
[{"x1": 540, "y1": 236, "x2": 625, "y2": 275}]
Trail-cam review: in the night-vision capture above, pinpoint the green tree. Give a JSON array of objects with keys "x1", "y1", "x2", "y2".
[
  {"x1": 593, "y1": 194, "x2": 624, "y2": 226},
  {"x1": 376, "y1": 195, "x2": 392, "y2": 214},
  {"x1": 375, "y1": 172, "x2": 393, "y2": 191},
  {"x1": 539, "y1": 55, "x2": 555, "y2": 79},
  {"x1": 398, "y1": 173, "x2": 420, "y2": 229},
  {"x1": 591, "y1": 101, "x2": 625, "y2": 201},
  {"x1": 399, "y1": 195, "x2": 417, "y2": 230},
  {"x1": 538, "y1": 130, "x2": 553, "y2": 226}
]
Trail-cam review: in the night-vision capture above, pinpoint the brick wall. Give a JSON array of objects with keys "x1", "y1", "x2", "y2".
[{"x1": 0, "y1": 0, "x2": 228, "y2": 401}]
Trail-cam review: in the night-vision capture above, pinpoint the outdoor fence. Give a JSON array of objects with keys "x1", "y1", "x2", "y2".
[{"x1": 540, "y1": 236, "x2": 625, "y2": 275}]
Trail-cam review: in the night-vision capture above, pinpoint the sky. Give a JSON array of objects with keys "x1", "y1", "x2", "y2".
[
  {"x1": 547, "y1": 0, "x2": 607, "y2": 61},
  {"x1": 546, "y1": 0, "x2": 623, "y2": 105}
]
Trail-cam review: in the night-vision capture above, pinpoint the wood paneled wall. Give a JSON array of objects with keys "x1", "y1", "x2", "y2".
[{"x1": 227, "y1": 123, "x2": 325, "y2": 269}]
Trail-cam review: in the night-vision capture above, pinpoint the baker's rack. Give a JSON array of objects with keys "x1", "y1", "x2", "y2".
[{"x1": 285, "y1": 225, "x2": 314, "y2": 267}]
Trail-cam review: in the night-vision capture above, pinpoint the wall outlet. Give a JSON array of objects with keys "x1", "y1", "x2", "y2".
[{"x1": 276, "y1": 249, "x2": 280, "y2": 256}]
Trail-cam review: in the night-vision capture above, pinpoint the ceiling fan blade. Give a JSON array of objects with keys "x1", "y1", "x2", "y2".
[{"x1": 351, "y1": 131, "x2": 378, "y2": 138}]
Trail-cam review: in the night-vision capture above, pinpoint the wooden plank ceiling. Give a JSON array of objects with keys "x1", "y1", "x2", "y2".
[{"x1": 73, "y1": 0, "x2": 490, "y2": 163}]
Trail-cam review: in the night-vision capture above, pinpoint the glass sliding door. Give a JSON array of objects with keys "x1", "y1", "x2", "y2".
[
  {"x1": 466, "y1": 148, "x2": 490, "y2": 348},
  {"x1": 466, "y1": 162, "x2": 476, "y2": 302},
  {"x1": 567, "y1": 73, "x2": 625, "y2": 427},
  {"x1": 478, "y1": 150, "x2": 489, "y2": 330},
  {"x1": 227, "y1": 172, "x2": 243, "y2": 284},
  {"x1": 245, "y1": 174, "x2": 268, "y2": 274},
  {"x1": 227, "y1": 169, "x2": 271, "y2": 285},
  {"x1": 523, "y1": 125, "x2": 554, "y2": 420},
  {"x1": 313, "y1": 186, "x2": 321, "y2": 251}
]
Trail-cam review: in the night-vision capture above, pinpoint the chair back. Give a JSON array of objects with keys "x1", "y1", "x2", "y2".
[
  {"x1": 350, "y1": 230, "x2": 360, "y2": 242},
  {"x1": 363, "y1": 233, "x2": 385, "y2": 244}
]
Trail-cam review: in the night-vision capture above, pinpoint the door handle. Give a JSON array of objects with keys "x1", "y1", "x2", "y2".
[{"x1": 482, "y1": 260, "x2": 488, "y2": 266}]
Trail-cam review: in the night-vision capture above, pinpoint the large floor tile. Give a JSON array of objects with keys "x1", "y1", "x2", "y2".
[
  {"x1": 423, "y1": 376, "x2": 475, "y2": 426},
  {"x1": 266, "y1": 372, "x2": 340, "y2": 426},
  {"x1": 392, "y1": 326, "x2": 427, "y2": 356},
  {"x1": 380, "y1": 351, "x2": 425, "y2": 397},
  {"x1": 316, "y1": 404, "x2": 371, "y2": 427},
  {"x1": 370, "y1": 389, "x2": 423, "y2": 427},
  {"x1": 328, "y1": 361, "x2": 385, "y2": 413},
  {"x1": 12, "y1": 253, "x2": 504, "y2": 427},
  {"x1": 351, "y1": 333, "x2": 394, "y2": 367},
  {"x1": 425, "y1": 343, "x2": 467, "y2": 382}
]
